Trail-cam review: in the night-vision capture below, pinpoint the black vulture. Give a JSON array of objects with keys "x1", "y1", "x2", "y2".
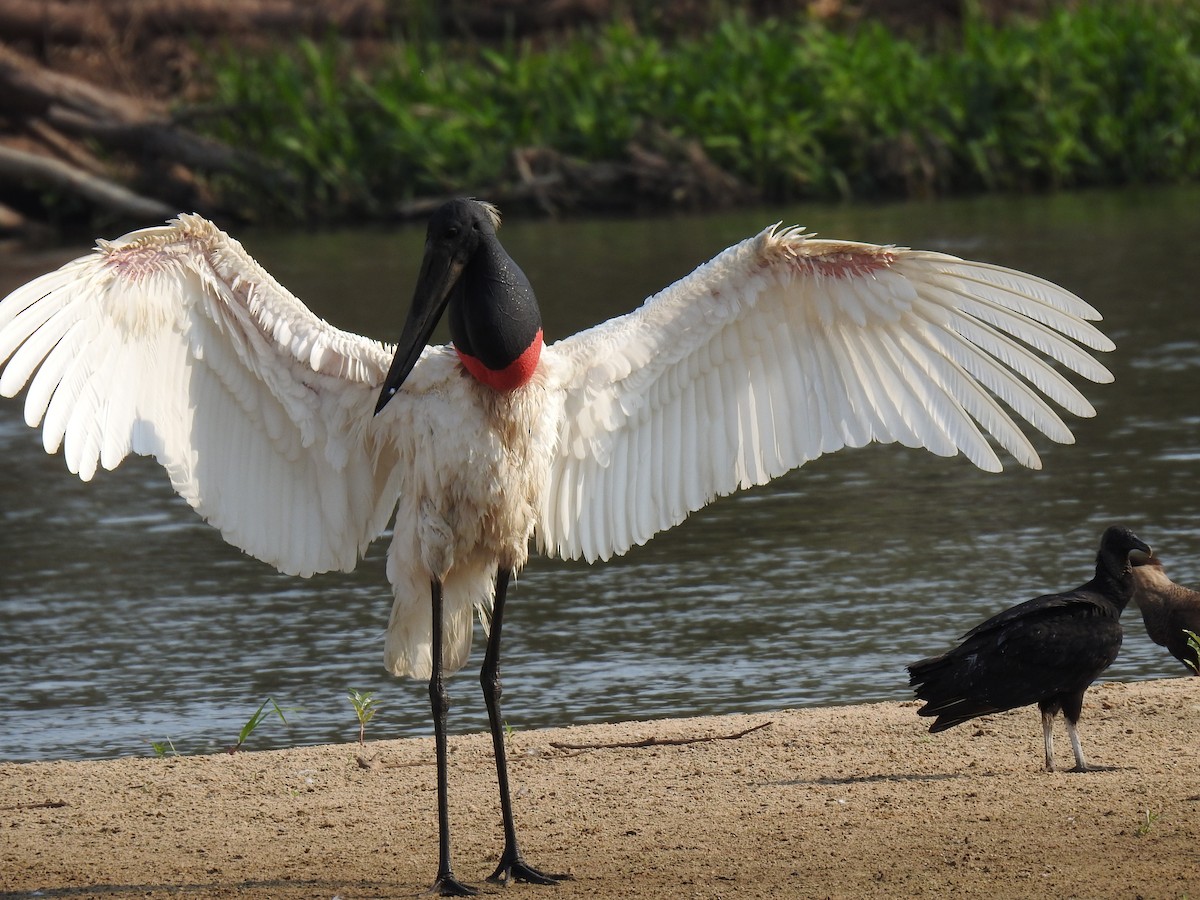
[
  {"x1": 1130, "y1": 554, "x2": 1200, "y2": 676},
  {"x1": 907, "y1": 525, "x2": 1152, "y2": 772}
]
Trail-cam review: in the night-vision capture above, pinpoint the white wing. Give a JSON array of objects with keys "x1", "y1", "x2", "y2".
[
  {"x1": 0, "y1": 214, "x2": 405, "y2": 577},
  {"x1": 539, "y1": 224, "x2": 1114, "y2": 563}
]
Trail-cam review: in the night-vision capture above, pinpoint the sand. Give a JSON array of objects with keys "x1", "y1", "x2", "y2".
[{"x1": 2, "y1": 678, "x2": 1197, "y2": 899}]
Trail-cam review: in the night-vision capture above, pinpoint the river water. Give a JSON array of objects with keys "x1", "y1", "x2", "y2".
[{"x1": 1, "y1": 186, "x2": 1198, "y2": 762}]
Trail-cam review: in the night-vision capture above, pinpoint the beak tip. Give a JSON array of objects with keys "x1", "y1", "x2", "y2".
[{"x1": 373, "y1": 387, "x2": 396, "y2": 416}]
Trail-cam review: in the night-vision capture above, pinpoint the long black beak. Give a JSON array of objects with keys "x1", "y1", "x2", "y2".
[{"x1": 374, "y1": 245, "x2": 466, "y2": 414}]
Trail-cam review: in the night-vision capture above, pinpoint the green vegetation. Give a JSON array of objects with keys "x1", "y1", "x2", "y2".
[
  {"x1": 150, "y1": 738, "x2": 179, "y2": 757},
  {"x1": 227, "y1": 697, "x2": 293, "y2": 754},
  {"x1": 1185, "y1": 629, "x2": 1200, "y2": 674},
  {"x1": 197, "y1": 1, "x2": 1200, "y2": 221},
  {"x1": 347, "y1": 689, "x2": 381, "y2": 745},
  {"x1": 1136, "y1": 806, "x2": 1161, "y2": 836}
]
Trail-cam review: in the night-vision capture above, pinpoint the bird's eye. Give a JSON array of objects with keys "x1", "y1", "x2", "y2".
[{"x1": 445, "y1": 225, "x2": 460, "y2": 239}]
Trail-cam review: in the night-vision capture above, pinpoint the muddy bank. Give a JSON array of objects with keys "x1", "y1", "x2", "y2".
[{"x1": 2, "y1": 677, "x2": 1198, "y2": 899}]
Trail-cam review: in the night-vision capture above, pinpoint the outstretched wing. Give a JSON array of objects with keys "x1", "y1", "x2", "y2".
[
  {"x1": 539, "y1": 224, "x2": 1113, "y2": 563},
  {"x1": 0, "y1": 214, "x2": 404, "y2": 577}
]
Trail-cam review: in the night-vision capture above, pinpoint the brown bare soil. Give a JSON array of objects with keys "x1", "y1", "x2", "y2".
[{"x1": 2, "y1": 677, "x2": 1197, "y2": 899}]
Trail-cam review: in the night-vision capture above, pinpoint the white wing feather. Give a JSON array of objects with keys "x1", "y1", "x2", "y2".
[
  {"x1": 539, "y1": 225, "x2": 1113, "y2": 563},
  {"x1": 0, "y1": 214, "x2": 404, "y2": 577}
]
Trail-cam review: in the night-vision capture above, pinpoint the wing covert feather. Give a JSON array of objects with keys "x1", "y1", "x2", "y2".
[{"x1": 539, "y1": 225, "x2": 1113, "y2": 563}]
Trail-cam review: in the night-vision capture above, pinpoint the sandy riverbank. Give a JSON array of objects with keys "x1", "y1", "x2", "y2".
[{"x1": 2, "y1": 677, "x2": 1197, "y2": 899}]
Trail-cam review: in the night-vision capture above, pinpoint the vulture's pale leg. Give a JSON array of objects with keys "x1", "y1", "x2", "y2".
[
  {"x1": 1065, "y1": 717, "x2": 1089, "y2": 772},
  {"x1": 1041, "y1": 709, "x2": 1057, "y2": 773}
]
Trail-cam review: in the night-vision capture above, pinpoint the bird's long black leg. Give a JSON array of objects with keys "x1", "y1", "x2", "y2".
[
  {"x1": 483, "y1": 567, "x2": 565, "y2": 886},
  {"x1": 429, "y1": 577, "x2": 478, "y2": 897}
]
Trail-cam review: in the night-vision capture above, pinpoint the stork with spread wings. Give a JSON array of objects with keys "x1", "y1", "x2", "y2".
[{"x1": 0, "y1": 200, "x2": 1113, "y2": 894}]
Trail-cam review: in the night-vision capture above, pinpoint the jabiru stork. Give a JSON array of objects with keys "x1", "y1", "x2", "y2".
[
  {"x1": 0, "y1": 198, "x2": 1115, "y2": 894},
  {"x1": 908, "y1": 526, "x2": 1152, "y2": 772}
]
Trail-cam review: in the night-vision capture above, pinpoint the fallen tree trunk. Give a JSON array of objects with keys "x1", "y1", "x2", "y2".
[
  {"x1": 47, "y1": 108, "x2": 245, "y2": 175},
  {"x1": 0, "y1": 0, "x2": 101, "y2": 45},
  {"x1": 0, "y1": 41, "x2": 152, "y2": 121},
  {"x1": 0, "y1": 144, "x2": 176, "y2": 220},
  {"x1": 0, "y1": 42, "x2": 276, "y2": 229},
  {"x1": 0, "y1": 0, "x2": 386, "y2": 46}
]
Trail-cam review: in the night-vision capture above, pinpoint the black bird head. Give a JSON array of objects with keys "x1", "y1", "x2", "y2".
[
  {"x1": 375, "y1": 199, "x2": 542, "y2": 414},
  {"x1": 1096, "y1": 525, "x2": 1153, "y2": 583}
]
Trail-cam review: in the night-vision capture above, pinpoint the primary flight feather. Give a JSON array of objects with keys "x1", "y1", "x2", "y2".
[{"x1": 0, "y1": 199, "x2": 1113, "y2": 894}]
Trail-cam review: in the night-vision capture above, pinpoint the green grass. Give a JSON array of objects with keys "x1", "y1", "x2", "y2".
[
  {"x1": 150, "y1": 738, "x2": 179, "y2": 757},
  {"x1": 227, "y1": 697, "x2": 293, "y2": 754},
  {"x1": 196, "y1": 1, "x2": 1200, "y2": 221},
  {"x1": 1136, "y1": 806, "x2": 1162, "y2": 837}
]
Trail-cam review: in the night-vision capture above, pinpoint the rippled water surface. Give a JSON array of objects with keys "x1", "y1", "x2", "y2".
[{"x1": 2, "y1": 187, "x2": 1199, "y2": 761}]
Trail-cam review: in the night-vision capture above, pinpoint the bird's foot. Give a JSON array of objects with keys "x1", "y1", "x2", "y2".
[
  {"x1": 487, "y1": 849, "x2": 568, "y2": 887},
  {"x1": 428, "y1": 872, "x2": 479, "y2": 897}
]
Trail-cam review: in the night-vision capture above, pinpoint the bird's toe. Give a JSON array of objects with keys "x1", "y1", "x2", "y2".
[
  {"x1": 429, "y1": 874, "x2": 479, "y2": 897},
  {"x1": 487, "y1": 853, "x2": 568, "y2": 886}
]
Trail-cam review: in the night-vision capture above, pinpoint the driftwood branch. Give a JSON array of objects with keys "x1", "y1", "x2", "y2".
[
  {"x1": 392, "y1": 133, "x2": 755, "y2": 222},
  {"x1": 0, "y1": 42, "x2": 153, "y2": 121},
  {"x1": 548, "y1": 721, "x2": 772, "y2": 752},
  {"x1": 0, "y1": 144, "x2": 176, "y2": 219},
  {"x1": 0, "y1": 799, "x2": 69, "y2": 811},
  {"x1": 0, "y1": 40, "x2": 278, "y2": 226},
  {"x1": 355, "y1": 752, "x2": 435, "y2": 771},
  {"x1": 47, "y1": 109, "x2": 245, "y2": 174},
  {"x1": 0, "y1": 0, "x2": 387, "y2": 45},
  {"x1": 1, "y1": 43, "x2": 245, "y2": 174},
  {"x1": 0, "y1": 1, "x2": 106, "y2": 46},
  {"x1": 0, "y1": 0, "x2": 626, "y2": 45}
]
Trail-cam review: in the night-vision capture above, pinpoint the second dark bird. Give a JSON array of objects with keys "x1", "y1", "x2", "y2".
[
  {"x1": 1130, "y1": 553, "x2": 1200, "y2": 675},
  {"x1": 908, "y1": 525, "x2": 1152, "y2": 772}
]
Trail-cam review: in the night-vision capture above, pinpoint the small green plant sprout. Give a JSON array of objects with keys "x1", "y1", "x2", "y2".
[
  {"x1": 504, "y1": 720, "x2": 527, "y2": 757},
  {"x1": 1184, "y1": 630, "x2": 1200, "y2": 674},
  {"x1": 150, "y1": 738, "x2": 179, "y2": 757},
  {"x1": 227, "y1": 697, "x2": 292, "y2": 754},
  {"x1": 1136, "y1": 807, "x2": 1161, "y2": 837},
  {"x1": 347, "y1": 689, "x2": 381, "y2": 745}
]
